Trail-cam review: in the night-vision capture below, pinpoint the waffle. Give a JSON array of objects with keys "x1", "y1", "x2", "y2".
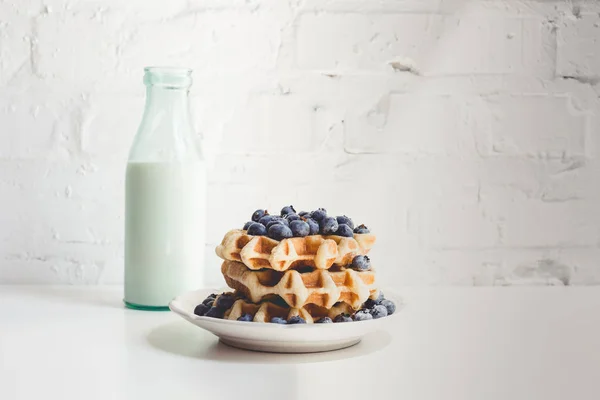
[
  {"x1": 215, "y1": 229, "x2": 376, "y2": 271},
  {"x1": 221, "y1": 296, "x2": 357, "y2": 323},
  {"x1": 221, "y1": 260, "x2": 378, "y2": 309}
]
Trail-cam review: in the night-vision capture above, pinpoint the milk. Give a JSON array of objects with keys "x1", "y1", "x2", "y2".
[{"x1": 124, "y1": 161, "x2": 206, "y2": 308}]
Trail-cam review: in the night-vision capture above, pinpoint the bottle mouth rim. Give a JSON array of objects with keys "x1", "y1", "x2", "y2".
[
  {"x1": 144, "y1": 66, "x2": 192, "y2": 76},
  {"x1": 143, "y1": 67, "x2": 192, "y2": 88}
]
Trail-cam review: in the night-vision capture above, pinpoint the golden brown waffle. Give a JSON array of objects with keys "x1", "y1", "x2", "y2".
[
  {"x1": 221, "y1": 260, "x2": 378, "y2": 309},
  {"x1": 222, "y1": 296, "x2": 357, "y2": 323},
  {"x1": 215, "y1": 229, "x2": 376, "y2": 271}
]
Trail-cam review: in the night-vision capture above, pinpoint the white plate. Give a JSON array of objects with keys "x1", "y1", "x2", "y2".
[{"x1": 169, "y1": 288, "x2": 403, "y2": 353}]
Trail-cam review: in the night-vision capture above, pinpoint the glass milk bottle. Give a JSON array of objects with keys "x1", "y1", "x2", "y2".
[{"x1": 124, "y1": 67, "x2": 206, "y2": 310}]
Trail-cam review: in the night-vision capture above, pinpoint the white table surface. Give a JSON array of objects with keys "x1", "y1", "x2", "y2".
[{"x1": 1, "y1": 286, "x2": 599, "y2": 400}]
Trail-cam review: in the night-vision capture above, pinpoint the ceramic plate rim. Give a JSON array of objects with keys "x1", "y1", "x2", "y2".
[{"x1": 169, "y1": 287, "x2": 404, "y2": 328}]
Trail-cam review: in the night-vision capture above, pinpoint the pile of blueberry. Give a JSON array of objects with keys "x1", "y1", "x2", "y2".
[
  {"x1": 315, "y1": 291, "x2": 395, "y2": 323},
  {"x1": 348, "y1": 291, "x2": 396, "y2": 321},
  {"x1": 194, "y1": 291, "x2": 396, "y2": 324},
  {"x1": 267, "y1": 292, "x2": 395, "y2": 324},
  {"x1": 242, "y1": 206, "x2": 371, "y2": 241},
  {"x1": 193, "y1": 292, "x2": 236, "y2": 319}
]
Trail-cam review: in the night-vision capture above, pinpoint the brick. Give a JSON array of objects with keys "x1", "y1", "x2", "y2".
[
  {"x1": 429, "y1": 249, "x2": 575, "y2": 286},
  {"x1": 296, "y1": 13, "x2": 430, "y2": 71},
  {"x1": 494, "y1": 200, "x2": 598, "y2": 248},
  {"x1": 0, "y1": 3, "x2": 32, "y2": 86},
  {"x1": 35, "y1": 9, "x2": 120, "y2": 86},
  {"x1": 190, "y1": 72, "x2": 342, "y2": 122},
  {"x1": 0, "y1": 247, "x2": 121, "y2": 284},
  {"x1": 409, "y1": 204, "x2": 500, "y2": 249},
  {"x1": 118, "y1": 11, "x2": 282, "y2": 77},
  {"x1": 218, "y1": 92, "x2": 330, "y2": 154},
  {"x1": 559, "y1": 249, "x2": 600, "y2": 285},
  {"x1": 403, "y1": 158, "x2": 481, "y2": 205},
  {"x1": 424, "y1": 16, "x2": 554, "y2": 77},
  {"x1": 557, "y1": 14, "x2": 600, "y2": 78},
  {"x1": 80, "y1": 93, "x2": 143, "y2": 158},
  {"x1": 488, "y1": 250, "x2": 583, "y2": 286},
  {"x1": 188, "y1": 73, "x2": 305, "y2": 160},
  {"x1": 299, "y1": 0, "x2": 444, "y2": 13},
  {"x1": 0, "y1": 160, "x2": 124, "y2": 248},
  {"x1": 296, "y1": 13, "x2": 554, "y2": 76},
  {"x1": 83, "y1": 0, "x2": 189, "y2": 22},
  {"x1": 0, "y1": 259, "x2": 65, "y2": 284},
  {"x1": 208, "y1": 154, "x2": 339, "y2": 184},
  {"x1": 420, "y1": 250, "x2": 506, "y2": 286},
  {"x1": 478, "y1": 158, "x2": 597, "y2": 203},
  {"x1": 0, "y1": 88, "x2": 75, "y2": 159},
  {"x1": 475, "y1": 95, "x2": 590, "y2": 158},
  {"x1": 344, "y1": 93, "x2": 476, "y2": 155},
  {"x1": 186, "y1": 0, "x2": 286, "y2": 11},
  {"x1": 42, "y1": 0, "x2": 188, "y2": 21}
]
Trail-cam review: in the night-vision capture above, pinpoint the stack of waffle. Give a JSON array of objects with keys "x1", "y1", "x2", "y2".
[{"x1": 214, "y1": 228, "x2": 379, "y2": 323}]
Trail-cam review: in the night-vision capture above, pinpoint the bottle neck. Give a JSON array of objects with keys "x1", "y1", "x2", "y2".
[
  {"x1": 145, "y1": 86, "x2": 190, "y2": 115},
  {"x1": 142, "y1": 85, "x2": 193, "y2": 137},
  {"x1": 128, "y1": 85, "x2": 201, "y2": 163}
]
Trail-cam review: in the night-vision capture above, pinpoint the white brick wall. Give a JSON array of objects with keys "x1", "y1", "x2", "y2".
[{"x1": 1, "y1": 0, "x2": 600, "y2": 287}]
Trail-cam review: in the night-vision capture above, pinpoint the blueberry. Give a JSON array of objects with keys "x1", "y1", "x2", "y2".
[
  {"x1": 320, "y1": 217, "x2": 339, "y2": 235},
  {"x1": 271, "y1": 217, "x2": 289, "y2": 226},
  {"x1": 290, "y1": 220, "x2": 310, "y2": 237},
  {"x1": 305, "y1": 218, "x2": 320, "y2": 235},
  {"x1": 315, "y1": 317, "x2": 333, "y2": 323},
  {"x1": 298, "y1": 211, "x2": 310, "y2": 218},
  {"x1": 351, "y1": 255, "x2": 371, "y2": 271},
  {"x1": 353, "y1": 310, "x2": 373, "y2": 321},
  {"x1": 266, "y1": 220, "x2": 281, "y2": 230},
  {"x1": 371, "y1": 304, "x2": 388, "y2": 319},
  {"x1": 266, "y1": 218, "x2": 289, "y2": 230},
  {"x1": 259, "y1": 215, "x2": 277, "y2": 226},
  {"x1": 237, "y1": 313, "x2": 253, "y2": 322},
  {"x1": 363, "y1": 298, "x2": 376, "y2": 309},
  {"x1": 279, "y1": 217, "x2": 290, "y2": 226},
  {"x1": 252, "y1": 209, "x2": 267, "y2": 222},
  {"x1": 194, "y1": 304, "x2": 210, "y2": 316},
  {"x1": 268, "y1": 224, "x2": 293, "y2": 241},
  {"x1": 206, "y1": 293, "x2": 217, "y2": 302},
  {"x1": 354, "y1": 224, "x2": 370, "y2": 234},
  {"x1": 205, "y1": 307, "x2": 224, "y2": 318},
  {"x1": 270, "y1": 317, "x2": 288, "y2": 324},
  {"x1": 336, "y1": 215, "x2": 354, "y2": 230},
  {"x1": 288, "y1": 316, "x2": 306, "y2": 324},
  {"x1": 311, "y1": 208, "x2": 327, "y2": 222},
  {"x1": 247, "y1": 222, "x2": 267, "y2": 236},
  {"x1": 335, "y1": 224, "x2": 353, "y2": 237},
  {"x1": 215, "y1": 294, "x2": 235, "y2": 310},
  {"x1": 284, "y1": 213, "x2": 302, "y2": 222},
  {"x1": 333, "y1": 314, "x2": 353, "y2": 323},
  {"x1": 243, "y1": 221, "x2": 254, "y2": 230},
  {"x1": 202, "y1": 296, "x2": 215, "y2": 306},
  {"x1": 381, "y1": 299, "x2": 396, "y2": 315},
  {"x1": 280, "y1": 205, "x2": 296, "y2": 216}
]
